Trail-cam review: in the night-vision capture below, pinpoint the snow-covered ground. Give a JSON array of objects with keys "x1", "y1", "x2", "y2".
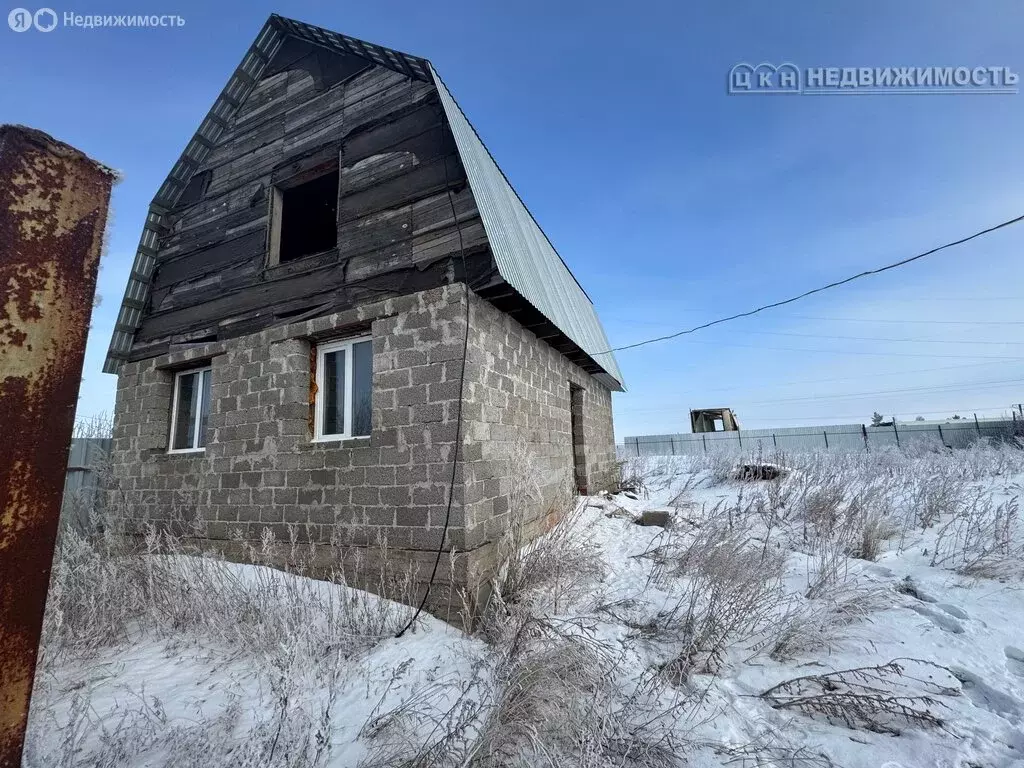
[
  {"x1": 26, "y1": 558, "x2": 488, "y2": 767},
  {"x1": 25, "y1": 443, "x2": 1024, "y2": 767},
  {"x1": 585, "y1": 448, "x2": 1024, "y2": 768}
]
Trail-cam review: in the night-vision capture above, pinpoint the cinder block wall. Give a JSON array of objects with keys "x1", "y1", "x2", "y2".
[
  {"x1": 459, "y1": 293, "x2": 617, "y2": 585},
  {"x1": 110, "y1": 284, "x2": 617, "y2": 618}
]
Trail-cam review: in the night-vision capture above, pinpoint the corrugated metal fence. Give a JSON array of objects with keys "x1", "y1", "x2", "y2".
[
  {"x1": 61, "y1": 438, "x2": 111, "y2": 531},
  {"x1": 621, "y1": 417, "x2": 1024, "y2": 457}
]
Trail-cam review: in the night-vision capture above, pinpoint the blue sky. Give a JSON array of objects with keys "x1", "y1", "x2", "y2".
[{"x1": 4, "y1": 0, "x2": 1023, "y2": 439}]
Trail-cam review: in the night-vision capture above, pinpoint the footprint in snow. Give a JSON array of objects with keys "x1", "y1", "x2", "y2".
[
  {"x1": 950, "y1": 666, "x2": 1022, "y2": 718},
  {"x1": 908, "y1": 603, "x2": 965, "y2": 634},
  {"x1": 895, "y1": 575, "x2": 938, "y2": 603},
  {"x1": 1005, "y1": 647, "x2": 1024, "y2": 678},
  {"x1": 935, "y1": 603, "x2": 970, "y2": 620}
]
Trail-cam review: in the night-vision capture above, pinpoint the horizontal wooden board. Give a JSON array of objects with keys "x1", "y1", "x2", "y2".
[
  {"x1": 132, "y1": 48, "x2": 495, "y2": 358},
  {"x1": 151, "y1": 229, "x2": 265, "y2": 292},
  {"x1": 134, "y1": 249, "x2": 493, "y2": 346}
]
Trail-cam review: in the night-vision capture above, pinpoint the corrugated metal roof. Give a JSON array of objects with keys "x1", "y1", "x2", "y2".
[
  {"x1": 104, "y1": 16, "x2": 624, "y2": 391},
  {"x1": 431, "y1": 67, "x2": 623, "y2": 390}
]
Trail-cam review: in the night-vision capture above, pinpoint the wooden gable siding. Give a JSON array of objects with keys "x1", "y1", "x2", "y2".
[{"x1": 131, "y1": 53, "x2": 491, "y2": 360}]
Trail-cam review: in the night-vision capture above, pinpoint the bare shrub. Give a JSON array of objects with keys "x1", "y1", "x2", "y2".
[
  {"x1": 803, "y1": 530, "x2": 851, "y2": 600},
  {"x1": 358, "y1": 659, "x2": 489, "y2": 768},
  {"x1": 851, "y1": 506, "x2": 898, "y2": 561},
  {"x1": 61, "y1": 412, "x2": 115, "y2": 536},
  {"x1": 701, "y1": 451, "x2": 741, "y2": 486},
  {"x1": 619, "y1": 455, "x2": 689, "y2": 496},
  {"x1": 764, "y1": 473, "x2": 795, "y2": 512},
  {"x1": 487, "y1": 498, "x2": 604, "y2": 619},
  {"x1": 796, "y1": 481, "x2": 845, "y2": 542},
  {"x1": 767, "y1": 506, "x2": 889, "y2": 661},
  {"x1": 706, "y1": 737, "x2": 835, "y2": 767},
  {"x1": 31, "y1": 513, "x2": 432, "y2": 768},
  {"x1": 930, "y1": 486, "x2": 1023, "y2": 578},
  {"x1": 72, "y1": 411, "x2": 115, "y2": 439},
  {"x1": 906, "y1": 473, "x2": 967, "y2": 530},
  {"x1": 464, "y1": 615, "x2": 616, "y2": 767},
  {"x1": 26, "y1": 662, "x2": 348, "y2": 768},
  {"x1": 760, "y1": 659, "x2": 956, "y2": 735},
  {"x1": 617, "y1": 455, "x2": 651, "y2": 496},
  {"x1": 652, "y1": 521, "x2": 787, "y2": 679},
  {"x1": 767, "y1": 583, "x2": 886, "y2": 662},
  {"x1": 957, "y1": 440, "x2": 1024, "y2": 481}
]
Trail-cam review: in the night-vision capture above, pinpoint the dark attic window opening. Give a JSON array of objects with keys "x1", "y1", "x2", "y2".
[{"x1": 277, "y1": 169, "x2": 339, "y2": 263}]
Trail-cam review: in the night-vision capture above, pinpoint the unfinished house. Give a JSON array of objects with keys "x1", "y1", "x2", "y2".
[
  {"x1": 105, "y1": 15, "x2": 624, "y2": 615},
  {"x1": 690, "y1": 408, "x2": 741, "y2": 433}
]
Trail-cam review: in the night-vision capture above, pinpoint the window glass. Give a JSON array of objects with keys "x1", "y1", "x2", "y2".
[
  {"x1": 197, "y1": 369, "x2": 212, "y2": 448},
  {"x1": 172, "y1": 368, "x2": 211, "y2": 451},
  {"x1": 316, "y1": 337, "x2": 372, "y2": 440},
  {"x1": 352, "y1": 340, "x2": 372, "y2": 436},
  {"x1": 172, "y1": 372, "x2": 199, "y2": 450},
  {"x1": 323, "y1": 349, "x2": 346, "y2": 436}
]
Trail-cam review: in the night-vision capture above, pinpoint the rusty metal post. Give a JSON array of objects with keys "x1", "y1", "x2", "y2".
[{"x1": 0, "y1": 125, "x2": 114, "y2": 767}]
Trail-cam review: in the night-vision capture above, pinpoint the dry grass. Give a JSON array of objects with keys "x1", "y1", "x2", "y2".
[
  {"x1": 30, "y1": 438, "x2": 1024, "y2": 767},
  {"x1": 930, "y1": 486, "x2": 1024, "y2": 578},
  {"x1": 651, "y1": 520, "x2": 787, "y2": 680},
  {"x1": 27, "y1": 510, "x2": 424, "y2": 768}
]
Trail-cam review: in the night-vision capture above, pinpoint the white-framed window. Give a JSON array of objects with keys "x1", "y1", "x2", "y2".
[
  {"x1": 314, "y1": 336, "x2": 372, "y2": 441},
  {"x1": 169, "y1": 367, "x2": 212, "y2": 453}
]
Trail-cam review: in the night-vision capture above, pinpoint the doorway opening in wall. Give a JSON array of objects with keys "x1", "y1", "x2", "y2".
[{"x1": 569, "y1": 383, "x2": 587, "y2": 494}]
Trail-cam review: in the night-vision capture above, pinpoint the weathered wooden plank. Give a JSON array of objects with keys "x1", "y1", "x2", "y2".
[
  {"x1": 283, "y1": 67, "x2": 406, "y2": 136},
  {"x1": 193, "y1": 110, "x2": 444, "y2": 230},
  {"x1": 341, "y1": 150, "x2": 418, "y2": 192},
  {"x1": 412, "y1": 219, "x2": 487, "y2": 266},
  {"x1": 159, "y1": 156, "x2": 470, "y2": 301},
  {"x1": 202, "y1": 67, "x2": 395, "y2": 184},
  {"x1": 343, "y1": 109, "x2": 449, "y2": 166},
  {"x1": 409, "y1": 186, "x2": 478, "y2": 236},
  {"x1": 156, "y1": 159, "x2": 474, "y2": 302},
  {"x1": 203, "y1": 117, "x2": 286, "y2": 176},
  {"x1": 200, "y1": 80, "x2": 433, "y2": 202},
  {"x1": 160, "y1": 206, "x2": 266, "y2": 259},
  {"x1": 141, "y1": 200, "x2": 485, "y2": 338},
  {"x1": 131, "y1": 250, "x2": 495, "y2": 354},
  {"x1": 282, "y1": 80, "x2": 433, "y2": 158},
  {"x1": 151, "y1": 230, "x2": 265, "y2": 290},
  {"x1": 334, "y1": 186, "x2": 475, "y2": 261},
  {"x1": 164, "y1": 179, "x2": 268, "y2": 239},
  {"x1": 339, "y1": 154, "x2": 454, "y2": 222},
  {"x1": 337, "y1": 206, "x2": 413, "y2": 262},
  {"x1": 231, "y1": 71, "x2": 289, "y2": 129}
]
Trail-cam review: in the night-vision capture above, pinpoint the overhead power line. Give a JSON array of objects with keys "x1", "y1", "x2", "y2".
[
  {"x1": 642, "y1": 360, "x2": 1014, "y2": 396},
  {"x1": 617, "y1": 377, "x2": 1024, "y2": 413},
  {"x1": 599, "y1": 213, "x2": 1024, "y2": 354},
  {"x1": 781, "y1": 315, "x2": 1024, "y2": 326},
  {"x1": 650, "y1": 337, "x2": 1022, "y2": 361},
  {"x1": 612, "y1": 321, "x2": 1024, "y2": 346},
  {"x1": 735, "y1": 404, "x2": 1018, "y2": 423},
  {"x1": 737, "y1": 378, "x2": 1024, "y2": 406},
  {"x1": 742, "y1": 330, "x2": 1024, "y2": 346}
]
